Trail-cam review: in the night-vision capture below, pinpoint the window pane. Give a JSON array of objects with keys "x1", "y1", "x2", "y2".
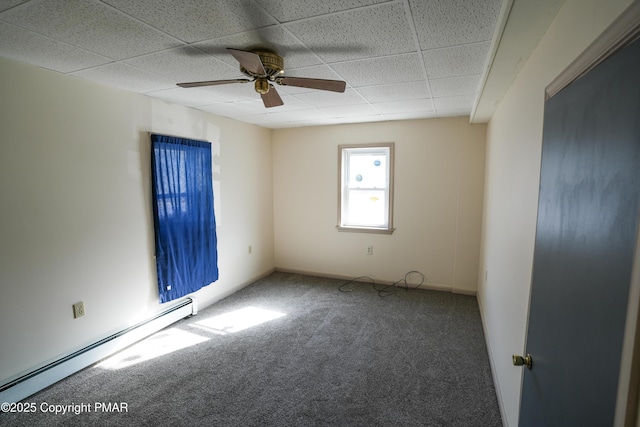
[
  {"x1": 347, "y1": 152, "x2": 388, "y2": 188},
  {"x1": 345, "y1": 189, "x2": 387, "y2": 226}
]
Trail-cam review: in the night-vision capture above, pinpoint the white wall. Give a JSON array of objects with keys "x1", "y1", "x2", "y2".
[
  {"x1": 0, "y1": 57, "x2": 274, "y2": 382},
  {"x1": 272, "y1": 117, "x2": 486, "y2": 293},
  {"x1": 477, "y1": 0, "x2": 634, "y2": 425}
]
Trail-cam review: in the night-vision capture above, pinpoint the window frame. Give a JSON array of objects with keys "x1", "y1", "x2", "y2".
[{"x1": 337, "y1": 142, "x2": 395, "y2": 234}]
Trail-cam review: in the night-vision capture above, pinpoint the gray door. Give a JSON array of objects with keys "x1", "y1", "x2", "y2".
[{"x1": 519, "y1": 38, "x2": 640, "y2": 426}]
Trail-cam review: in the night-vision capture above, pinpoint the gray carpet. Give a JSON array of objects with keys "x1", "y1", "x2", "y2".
[{"x1": 1, "y1": 272, "x2": 502, "y2": 426}]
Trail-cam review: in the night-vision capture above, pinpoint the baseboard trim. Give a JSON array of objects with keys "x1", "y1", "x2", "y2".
[
  {"x1": 274, "y1": 267, "x2": 476, "y2": 295},
  {"x1": 0, "y1": 298, "x2": 195, "y2": 404},
  {"x1": 477, "y1": 291, "x2": 510, "y2": 427}
]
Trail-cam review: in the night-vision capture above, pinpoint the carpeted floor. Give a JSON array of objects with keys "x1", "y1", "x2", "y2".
[{"x1": 1, "y1": 272, "x2": 502, "y2": 426}]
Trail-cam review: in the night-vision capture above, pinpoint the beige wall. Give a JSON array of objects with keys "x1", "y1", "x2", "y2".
[
  {"x1": 272, "y1": 117, "x2": 486, "y2": 293},
  {"x1": 478, "y1": 0, "x2": 634, "y2": 425},
  {"x1": 0, "y1": 56, "x2": 275, "y2": 382}
]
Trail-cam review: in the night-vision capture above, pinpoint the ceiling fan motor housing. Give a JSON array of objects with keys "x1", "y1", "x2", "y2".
[{"x1": 240, "y1": 51, "x2": 284, "y2": 79}]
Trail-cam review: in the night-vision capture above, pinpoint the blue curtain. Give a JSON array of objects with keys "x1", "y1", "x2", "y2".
[{"x1": 150, "y1": 134, "x2": 218, "y2": 303}]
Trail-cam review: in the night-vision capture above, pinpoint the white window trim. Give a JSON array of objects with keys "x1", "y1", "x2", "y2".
[{"x1": 337, "y1": 142, "x2": 395, "y2": 234}]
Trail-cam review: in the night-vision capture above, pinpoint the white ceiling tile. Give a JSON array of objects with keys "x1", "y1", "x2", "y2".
[
  {"x1": 255, "y1": 0, "x2": 389, "y2": 22},
  {"x1": 147, "y1": 87, "x2": 230, "y2": 106},
  {"x1": 356, "y1": 81, "x2": 430, "y2": 103},
  {"x1": 196, "y1": 102, "x2": 255, "y2": 118},
  {"x1": 71, "y1": 63, "x2": 175, "y2": 93},
  {"x1": 0, "y1": 21, "x2": 110, "y2": 72},
  {"x1": 2, "y1": 0, "x2": 181, "y2": 60},
  {"x1": 243, "y1": 107, "x2": 330, "y2": 124},
  {"x1": 335, "y1": 114, "x2": 386, "y2": 124},
  {"x1": 330, "y1": 53, "x2": 423, "y2": 88},
  {"x1": 430, "y1": 75, "x2": 481, "y2": 97},
  {"x1": 409, "y1": 0, "x2": 502, "y2": 50},
  {"x1": 372, "y1": 99, "x2": 433, "y2": 114},
  {"x1": 433, "y1": 94, "x2": 476, "y2": 111},
  {"x1": 202, "y1": 83, "x2": 263, "y2": 102},
  {"x1": 285, "y1": 2, "x2": 415, "y2": 63},
  {"x1": 318, "y1": 103, "x2": 380, "y2": 118},
  {"x1": 101, "y1": 0, "x2": 276, "y2": 43},
  {"x1": 422, "y1": 42, "x2": 490, "y2": 79},
  {"x1": 383, "y1": 111, "x2": 437, "y2": 121},
  {"x1": 192, "y1": 26, "x2": 323, "y2": 70},
  {"x1": 437, "y1": 109, "x2": 469, "y2": 118},
  {"x1": 292, "y1": 88, "x2": 367, "y2": 108},
  {"x1": 0, "y1": 0, "x2": 28, "y2": 12},
  {"x1": 125, "y1": 46, "x2": 240, "y2": 83}
]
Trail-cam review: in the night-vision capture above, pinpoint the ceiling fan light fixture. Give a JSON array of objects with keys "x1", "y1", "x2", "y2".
[{"x1": 255, "y1": 78, "x2": 270, "y2": 95}]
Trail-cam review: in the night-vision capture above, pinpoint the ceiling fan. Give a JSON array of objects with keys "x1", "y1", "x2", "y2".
[{"x1": 177, "y1": 48, "x2": 347, "y2": 108}]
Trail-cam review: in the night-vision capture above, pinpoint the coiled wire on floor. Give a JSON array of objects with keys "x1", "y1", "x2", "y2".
[{"x1": 338, "y1": 270, "x2": 425, "y2": 297}]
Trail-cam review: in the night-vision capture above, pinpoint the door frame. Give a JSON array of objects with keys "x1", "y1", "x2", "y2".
[{"x1": 535, "y1": 2, "x2": 640, "y2": 426}]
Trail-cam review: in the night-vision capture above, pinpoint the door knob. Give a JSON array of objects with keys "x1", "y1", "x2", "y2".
[{"x1": 513, "y1": 354, "x2": 533, "y2": 369}]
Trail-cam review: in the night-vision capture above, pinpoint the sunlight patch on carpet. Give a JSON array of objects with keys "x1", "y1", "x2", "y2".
[
  {"x1": 190, "y1": 306, "x2": 286, "y2": 335},
  {"x1": 97, "y1": 328, "x2": 209, "y2": 370}
]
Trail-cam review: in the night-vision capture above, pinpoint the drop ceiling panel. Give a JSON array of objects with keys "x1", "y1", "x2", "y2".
[
  {"x1": 198, "y1": 102, "x2": 257, "y2": 118},
  {"x1": 196, "y1": 82, "x2": 263, "y2": 103},
  {"x1": 0, "y1": 0, "x2": 28, "y2": 12},
  {"x1": 356, "y1": 81, "x2": 430, "y2": 103},
  {"x1": 292, "y1": 88, "x2": 367, "y2": 108},
  {"x1": 125, "y1": 46, "x2": 240, "y2": 83},
  {"x1": 385, "y1": 110, "x2": 437, "y2": 121},
  {"x1": 192, "y1": 26, "x2": 323, "y2": 70},
  {"x1": 147, "y1": 87, "x2": 230, "y2": 107},
  {"x1": 434, "y1": 94, "x2": 476, "y2": 111},
  {"x1": 254, "y1": 0, "x2": 389, "y2": 22},
  {"x1": 373, "y1": 99, "x2": 433, "y2": 114},
  {"x1": 101, "y1": 0, "x2": 276, "y2": 43},
  {"x1": 1, "y1": 0, "x2": 181, "y2": 59},
  {"x1": 240, "y1": 107, "x2": 332, "y2": 126},
  {"x1": 285, "y1": 2, "x2": 415, "y2": 63},
  {"x1": 430, "y1": 75, "x2": 481, "y2": 98},
  {"x1": 71, "y1": 63, "x2": 175, "y2": 93},
  {"x1": 409, "y1": 0, "x2": 503, "y2": 50},
  {"x1": 422, "y1": 42, "x2": 490, "y2": 79},
  {"x1": 318, "y1": 103, "x2": 381, "y2": 118},
  {"x1": 330, "y1": 53, "x2": 424, "y2": 88},
  {"x1": 0, "y1": 21, "x2": 110, "y2": 73}
]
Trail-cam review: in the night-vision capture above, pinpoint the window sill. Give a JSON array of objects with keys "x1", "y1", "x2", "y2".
[{"x1": 336, "y1": 225, "x2": 395, "y2": 235}]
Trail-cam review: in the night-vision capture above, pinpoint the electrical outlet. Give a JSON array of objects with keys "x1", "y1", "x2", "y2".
[
  {"x1": 366, "y1": 246, "x2": 373, "y2": 255},
  {"x1": 73, "y1": 302, "x2": 85, "y2": 318}
]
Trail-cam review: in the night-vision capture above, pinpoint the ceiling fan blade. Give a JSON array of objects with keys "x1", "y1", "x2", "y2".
[
  {"x1": 227, "y1": 48, "x2": 266, "y2": 76},
  {"x1": 261, "y1": 85, "x2": 284, "y2": 108},
  {"x1": 177, "y1": 78, "x2": 250, "y2": 88},
  {"x1": 278, "y1": 76, "x2": 346, "y2": 93}
]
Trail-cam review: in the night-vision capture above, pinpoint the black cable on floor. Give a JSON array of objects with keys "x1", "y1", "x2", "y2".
[
  {"x1": 337, "y1": 275, "x2": 376, "y2": 293},
  {"x1": 338, "y1": 271, "x2": 426, "y2": 297}
]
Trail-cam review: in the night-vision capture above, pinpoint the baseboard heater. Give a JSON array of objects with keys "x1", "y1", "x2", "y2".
[{"x1": 0, "y1": 297, "x2": 197, "y2": 404}]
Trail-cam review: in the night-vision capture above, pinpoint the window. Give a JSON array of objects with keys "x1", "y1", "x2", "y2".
[
  {"x1": 338, "y1": 143, "x2": 394, "y2": 233},
  {"x1": 150, "y1": 134, "x2": 218, "y2": 303}
]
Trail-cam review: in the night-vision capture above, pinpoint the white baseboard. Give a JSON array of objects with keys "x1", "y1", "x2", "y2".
[
  {"x1": 274, "y1": 267, "x2": 476, "y2": 294},
  {"x1": 477, "y1": 292, "x2": 510, "y2": 427},
  {"x1": 0, "y1": 298, "x2": 195, "y2": 404}
]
